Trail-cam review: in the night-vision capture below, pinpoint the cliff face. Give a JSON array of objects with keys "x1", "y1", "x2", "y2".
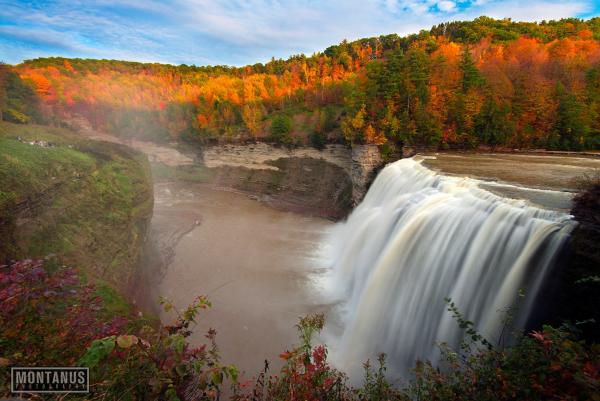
[
  {"x1": 350, "y1": 145, "x2": 385, "y2": 205},
  {"x1": 0, "y1": 122, "x2": 153, "y2": 291},
  {"x1": 201, "y1": 143, "x2": 384, "y2": 218},
  {"x1": 555, "y1": 181, "x2": 600, "y2": 340},
  {"x1": 71, "y1": 115, "x2": 388, "y2": 218}
]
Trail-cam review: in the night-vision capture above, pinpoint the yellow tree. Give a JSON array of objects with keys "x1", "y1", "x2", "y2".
[{"x1": 241, "y1": 102, "x2": 264, "y2": 137}]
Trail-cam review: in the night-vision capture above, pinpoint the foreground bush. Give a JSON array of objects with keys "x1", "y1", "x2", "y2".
[
  {"x1": 0, "y1": 259, "x2": 236, "y2": 400},
  {"x1": 1, "y1": 259, "x2": 598, "y2": 400},
  {"x1": 230, "y1": 313, "x2": 411, "y2": 401},
  {"x1": 79, "y1": 296, "x2": 237, "y2": 400},
  {"x1": 233, "y1": 314, "x2": 358, "y2": 401},
  {"x1": 236, "y1": 310, "x2": 599, "y2": 401},
  {"x1": 0, "y1": 259, "x2": 129, "y2": 368},
  {"x1": 408, "y1": 325, "x2": 600, "y2": 401}
]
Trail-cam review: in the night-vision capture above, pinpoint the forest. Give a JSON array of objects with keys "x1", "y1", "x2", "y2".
[{"x1": 2, "y1": 16, "x2": 600, "y2": 150}]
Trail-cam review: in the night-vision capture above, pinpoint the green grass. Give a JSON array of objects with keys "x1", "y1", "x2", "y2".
[
  {"x1": 95, "y1": 281, "x2": 132, "y2": 317},
  {"x1": 0, "y1": 122, "x2": 153, "y2": 293},
  {"x1": 0, "y1": 137, "x2": 95, "y2": 199}
]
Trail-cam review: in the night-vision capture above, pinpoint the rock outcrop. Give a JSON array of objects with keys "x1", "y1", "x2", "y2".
[
  {"x1": 350, "y1": 145, "x2": 385, "y2": 205},
  {"x1": 202, "y1": 143, "x2": 352, "y2": 173},
  {"x1": 207, "y1": 154, "x2": 353, "y2": 219},
  {"x1": 201, "y1": 143, "x2": 386, "y2": 217}
]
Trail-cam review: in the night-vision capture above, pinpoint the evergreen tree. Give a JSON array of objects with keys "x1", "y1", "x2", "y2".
[
  {"x1": 585, "y1": 66, "x2": 600, "y2": 148},
  {"x1": 406, "y1": 47, "x2": 430, "y2": 105},
  {"x1": 414, "y1": 102, "x2": 442, "y2": 146},
  {"x1": 270, "y1": 114, "x2": 293, "y2": 145},
  {"x1": 459, "y1": 47, "x2": 484, "y2": 92},
  {"x1": 553, "y1": 82, "x2": 590, "y2": 150},
  {"x1": 474, "y1": 97, "x2": 512, "y2": 148}
]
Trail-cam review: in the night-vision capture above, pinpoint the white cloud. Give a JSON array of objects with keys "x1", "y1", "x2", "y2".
[
  {"x1": 462, "y1": 0, "x2": 591, "y2": 21},
  {"x1": 437, "y1": 1, "x2": 457, "y2": 12},
  {"x1": 0, "y1": 0, "x2": 595, "y2": 66}
]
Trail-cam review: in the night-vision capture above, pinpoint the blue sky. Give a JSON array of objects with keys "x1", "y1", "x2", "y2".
[{"x1": 1, "y1": 0, "x2": 598, "y2": 66}]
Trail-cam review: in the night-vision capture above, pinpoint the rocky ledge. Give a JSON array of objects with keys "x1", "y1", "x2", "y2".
[{"x1": 202, "y1": 143, "x2": 384, "y2": 215}]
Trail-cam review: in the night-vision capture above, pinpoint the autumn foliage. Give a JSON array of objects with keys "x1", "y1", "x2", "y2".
[
  {"x1": 9, "y1": 17, "x2": 600, "y2": 150},
  {"x1": 0, "y1": 259, "x2": 236, "y2": 400},
  {"x1": 1, "y1": 259, "x2": 599, "y2": 400}
]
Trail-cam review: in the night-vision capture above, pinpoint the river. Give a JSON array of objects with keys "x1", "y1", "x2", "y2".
[
  {"x1": 143, "y1": 182, "x2": 333, "y2": 376},
  {"x1": 421, "y1": 153, "x2": 600, "y2": 210}
]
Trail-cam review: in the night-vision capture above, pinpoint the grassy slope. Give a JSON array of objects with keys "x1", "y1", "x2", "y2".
[{"x1": 0, "y1": 122, "x2": 153, "y2": 298}]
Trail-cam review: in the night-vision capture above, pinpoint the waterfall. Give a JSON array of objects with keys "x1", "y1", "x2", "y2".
[{"x1": 323, "y1": 158, "x2": 575, "y2": 378}]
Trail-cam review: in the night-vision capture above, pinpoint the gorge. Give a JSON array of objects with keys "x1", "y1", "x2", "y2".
[{"x1": 123, "y1": 133, "x2": 598, "y2": 379}]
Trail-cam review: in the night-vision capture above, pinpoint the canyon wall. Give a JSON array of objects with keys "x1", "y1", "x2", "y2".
[
  {"x1": 201, "y1": 143, "x2": 385, "y2": 218},
  {"x1": 350, "y1": 145, "x2": 385, "y2": 205}
]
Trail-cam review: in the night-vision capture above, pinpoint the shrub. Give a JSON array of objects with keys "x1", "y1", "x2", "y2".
[
  {"x1": 409, "y1": 325, "x2": 600, "y2": 401},
  {"x1": 80, "y1": 296, "x2": 237, "y2": 401},
  {"x1": 237, "y1": 304, "x2": 599, "y2": 401},
  {"x1": 0, "y1": 259, "x2": 130, "y2": 393},
  {"x1": 406, "y1": 299, "x2": 600, "y2": 401},
  {"x1": 0, "y1": 259, "x2": 237, "y2": 400},
  {"x1": 234, "y1": 314, "x2": 354, "y2": 401},
  {"x1": 270, "y1": 115, "x2": 293, "y2": 145},
  {"x1": 309, "y1": 131, "x2": 326, "y2": 149},
  {"x1": 0, "y1": 259, "x2": 128, "y2": 368}
]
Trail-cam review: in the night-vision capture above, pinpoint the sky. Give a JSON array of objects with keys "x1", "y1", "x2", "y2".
[{"x1": 1, "y1": 0, "x2": 599, "y2": 67}]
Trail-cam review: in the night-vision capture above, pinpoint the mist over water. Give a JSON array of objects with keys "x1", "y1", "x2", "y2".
[{"x1": 321, "y1": 158, "x2": 575, "y2": 378}]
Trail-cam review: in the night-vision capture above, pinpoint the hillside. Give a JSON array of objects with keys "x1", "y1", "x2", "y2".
[
  {"x1": 1, "y1": 16, "x2": 598, "y2": 151},
  {"x1": 0, "y1": 122, "x2": 153, "y2": 290}
]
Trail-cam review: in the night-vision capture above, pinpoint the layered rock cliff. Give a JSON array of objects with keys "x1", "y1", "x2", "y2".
[{"x1": 200, "y1": 143, "x2": 384, "y2": 218}]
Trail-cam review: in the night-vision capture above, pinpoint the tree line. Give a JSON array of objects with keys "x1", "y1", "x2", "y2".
[{"x1": 2, "y1": 16, "x2": 599, "y2": 150}]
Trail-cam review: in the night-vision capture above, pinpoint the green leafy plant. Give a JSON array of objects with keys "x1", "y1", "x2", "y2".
[
  {"x1": 270, "y1": 114, "x2": 293, "y2": 146},
  {"x1": 80, "y1": 295, "x2": 238, "y2": 401}
]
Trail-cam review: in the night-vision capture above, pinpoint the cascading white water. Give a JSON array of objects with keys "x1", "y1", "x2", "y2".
[{"x1": 323, "y1": 158, "x2": 575, "y2": 378}]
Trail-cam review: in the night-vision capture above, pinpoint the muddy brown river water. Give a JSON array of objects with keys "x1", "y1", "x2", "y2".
[{"x1": 144, "y1": 182, "x2": 332, "y2": 377}]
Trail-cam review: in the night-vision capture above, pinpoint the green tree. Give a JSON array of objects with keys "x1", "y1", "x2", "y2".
[
  {"x1": 0, "y1": 65, "x2": 39, "y2": 124},
  {"x1": 474, "y1": 97, "x2": 513, "y2": 147},
  {"x1": 414, "y1": 102, "x2": 442, "y2": 146},
  {"x1": 380, "y1": 101, "x2": 401, "y2": 143},
  {"x1": 270, "y1": 114, "x2": 293, "y2": 145},
  {"x1": 553, "y1": 82, "x2": 591, "y2": 149},
  {"x1": 459, "y1": 47, "x2": 484, "y2": 92},
  {"x1": 585, "y1": 66, "x2": 600, "y2": 148}
]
